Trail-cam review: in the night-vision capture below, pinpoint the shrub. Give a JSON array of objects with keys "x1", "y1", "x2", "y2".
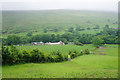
[
  {"x1": 55, "y1": 55, "x2": 60, "y2": 62},
  {"x1": 77, "y1": 50, "x2": 83, "y2": 56},
  {"x1": 6, "y1": 35, "x2": 21, "y2": 45},
  {"x1": 57, "y1": 53, "x2": 65, "y2": 62},
  {"x1": 2, "y1": 45, "x2": 91, "y2": 65},
  {"x1": 17, "y1": 52, "x2": 24, "y2": 63},
  {"x1": 51, "y1": 51, "x2": 65, "y2": 62},
  {"x1": 39, "y1": 51, "x2": 47, "y2": 63},
  {"x1": 87, "y1": 27, "x2": 91, "y2": 30},
  {"x1": 83, "y1": 48, "x2": 90, "y2": 55},
  {"x1": 22, "y1": 50, "x2": 31, "y2": 63},
  {"x1": 93, "y1": 25, "x2": 99, "y2": 29},
  {"x1": 70, "y1": 53, "x2": 76, "y2": 59},
  {"x1": 9, "y1": 52, "x2": 19, "y2": 64},
  {"x1": 47, "y1": 55, "x2": 55, "y2": 62},
  {"x1": 92, "y1": 36, "x2": 104, "y2": 47},
  {"x1": 2, "y1": 45, "x2": 19, "y2": 65},
  {"x1": 68, "y1": 27, "x2": 74, "y2": 32},
  {"x1": 64, "y1": 55, "x2": 69, "y2": 61},
  {"x1": 75, "y1": 42, "x2": 83, "y2": 46},
  {"x1": 69, "y1": 50, "x2": 78, "y2": 59},
  {"x1": 30, "y1": 49, "x2": 47, "y2": 63}
]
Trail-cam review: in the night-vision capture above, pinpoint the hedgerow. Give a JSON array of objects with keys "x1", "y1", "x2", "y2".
[{"x1": 2, "y1": 45, "x2": 90, "y2": 65}]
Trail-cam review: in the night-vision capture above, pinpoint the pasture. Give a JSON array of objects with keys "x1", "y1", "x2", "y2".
[
  {"x1": 16, "y1": 44, "x2": 94, "y2": 55},
  {"x1": 2, "y1": 44, "x2": 118, "y2": 78}
]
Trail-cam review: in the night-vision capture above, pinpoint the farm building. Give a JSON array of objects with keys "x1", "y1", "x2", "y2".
[
  {"x1": 68, "y1": 42, "x2": 74, "y2": 45},
  {"x1": 31, "y1": 42, "x2": 44, "y2": 45},
  {"x1": 45, "y1": 41, "x2": 65, "y2": 45}
]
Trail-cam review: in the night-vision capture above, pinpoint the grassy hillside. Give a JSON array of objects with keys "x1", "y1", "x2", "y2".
[
  {"x1": 2, "y1": 10, "x2": 118, "y2": 38},
  {"x1": 2, "y1": 45, "x2": 118, "y2": 78}
]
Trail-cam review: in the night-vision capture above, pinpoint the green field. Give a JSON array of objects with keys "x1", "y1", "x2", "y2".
[
  {"x1": 16, "y1": 44, "x2": 94, "y2": 55},
  {"x1": 2, "y1": 45, "x2": 118, "y2": 78}
]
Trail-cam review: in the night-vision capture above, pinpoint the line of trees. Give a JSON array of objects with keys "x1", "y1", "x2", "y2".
[
  {"x1": 2, "y1": 26, "x2": 119, "y2": 46},
  {"x1": 2, "y1": 45, "x2": 90, "y2": 65}
]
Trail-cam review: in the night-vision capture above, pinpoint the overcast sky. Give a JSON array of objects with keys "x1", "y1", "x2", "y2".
[{"x1": 0, "y1": 0, "x2": 119, "y2": 12}]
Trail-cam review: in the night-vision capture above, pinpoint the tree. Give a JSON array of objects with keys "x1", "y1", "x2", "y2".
[
  {"x1": 30, "y1": 49, "x2": 47, "y2": 63},
  {"x1": 107, "y1": 19, "x2": 110, "y2": 22},
  {"x1": 20, "y1": 36, "x2": 29, "y2": 44},
  {"x1": 61, "y1": 32, "x2": 73, "y2": 41},
  {"x1": 68, "y1": 27, "x2": 74, "y2": 33},
  {"x1": 83, "y1": 48, "x2": 90, "y2": 54},
  {"x1": 61, "y1": 38, "x2": 68, "y2": 44},
  {"x1": 105, "y1": 24, "x2": 109, "y2": 28},
  {"x1": 27, "y1": 32, "x2": 33, "y2": 37},
  {"x1": 22, "y1": 50, "x2": 31, "y2": 63},
  {"x1": 54, "y1": 28, "x2": 58, "y2": 32},
  {"x1": 30, "y1": 48, "x2": 40, "y2": 63},
  {"x1": 43, "y1": 28, "x2": 47, "y2": 33},
  {"x1": 57, "y1": 53, "x2": 65, "y2": 62},
  {"x1": 93, "y1": 25, "x2": 99, "y2": 29},
  {"x1": 68, "y1": 50, "x2": 78, "y2": 59},
  {"x1": 10, "y1": 45, "x2": 19, "y2": 54},
  {"x1": 76, "y1": 27, "x2": 81, "y2": 31},
  {"x1": 51, "y1": 34, "x2": 56, "y2": 42},
  {"x1": 87, "y1": 27, "x2": 91, "y2": 30},
  {"x1": 92, "y1": 36, "x2": 104, "y2": 47},
  {"x1": 75, "y1": 41, "x2": 83, "y2": 46},
  {"x1": 2, "y1": 45, "x2": 10, "y2": 64},
  {"x1": 6, "y1": 35, "x2": 21, "y2": 45},
  {"x1": 2, "y1": 45, "x2": 19, "y2": 64}
]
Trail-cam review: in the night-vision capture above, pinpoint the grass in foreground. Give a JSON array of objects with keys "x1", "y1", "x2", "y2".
[
  {"x1": 2, "y1": 45, "x2": 118, "y2": 78},
  {"x1": 0, "y1": 66, "x2": 1, "y2": 79}
]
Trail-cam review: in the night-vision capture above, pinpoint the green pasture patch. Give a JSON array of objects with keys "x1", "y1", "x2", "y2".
[
  {"x1": 2, "y1": 44, "x2": 118, "y2": 78},
  {"x1": 16, "y1": 44, "x2": 94, "y2": 55}
]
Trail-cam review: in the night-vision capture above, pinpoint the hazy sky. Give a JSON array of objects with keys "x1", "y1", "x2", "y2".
[{"x1": 0, "y1": 0, "x2": 119, "y2": 12}]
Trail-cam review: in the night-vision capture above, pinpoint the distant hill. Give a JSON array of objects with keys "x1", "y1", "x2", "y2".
[{"x1": 2, "y1": 10, "x2": 118, "y2": 37}]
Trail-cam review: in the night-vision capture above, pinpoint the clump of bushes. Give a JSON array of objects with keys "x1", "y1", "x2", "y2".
[
  {"x1": 82, "y1": 48, "x2": 90, "y2": 55},
  {"x1": 76, "y1": 42, "x2": 83, "y2": 46},
  {"x1": 68, "y1": 50, "x2": 78, "y2": 59},
  {"x1": 68, "y1": 49, "x2": 90, "y2": 59},
  {"x1": 2, "y1": 45, "x2": 20, "y2": 65},
  {"x1": 50, "y1": 51, "x2": 65, "y2": 62},
  {"x1": 2, "y1": 45, "x2": 90, "y2": 65},
  {"x1": 30, "y1": 49, "x2": 47, "y2": 63}
]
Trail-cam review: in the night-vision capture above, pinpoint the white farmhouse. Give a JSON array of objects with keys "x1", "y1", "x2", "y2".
[
  {"x1": 31, "y1": 42, "x2": 44, "y2": 45},
  {"x1": 45, "y1": 41, "x2": 65, "y2": 45}
]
